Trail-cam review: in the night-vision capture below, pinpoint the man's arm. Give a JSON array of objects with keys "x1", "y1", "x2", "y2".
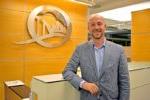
[
  {"x1": 62, "y1": 46, "x2": 100, "y2": 96},
  {"x1": 118, "y1": 48, "x2": 130, "y2": 100},
  {"x1": 62, "y1": 46, "x2": 84, "y2": 90}
]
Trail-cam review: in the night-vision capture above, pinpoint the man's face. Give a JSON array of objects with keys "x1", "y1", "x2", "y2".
[{"x1": 88, "y1": 16, "x2": 106, "y2": 40}]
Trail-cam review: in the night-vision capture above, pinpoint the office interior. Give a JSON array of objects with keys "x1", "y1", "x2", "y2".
[{"x1": 0, "y1": 0, "x2": 150, "y2": 100}]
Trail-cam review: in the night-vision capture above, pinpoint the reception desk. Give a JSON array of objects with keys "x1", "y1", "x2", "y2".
[
  {"x1": 30, "y1": 74, "x2": 80, "y2": 100},
  {"x1": 31, "y1": 62, "x2": 150, "y2": 100},
  {"x1": 129, "y1": 62, "x2": 150, "y2": 100}
]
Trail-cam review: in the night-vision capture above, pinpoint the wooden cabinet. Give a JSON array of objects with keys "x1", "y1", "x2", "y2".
[{"x1": 5, "y1": 84, "x2": 30, "y2": 100}]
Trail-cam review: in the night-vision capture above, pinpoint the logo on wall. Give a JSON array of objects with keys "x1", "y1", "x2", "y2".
[{"x1": 16, "y1": 5, "x2": 72, "y2": 48}]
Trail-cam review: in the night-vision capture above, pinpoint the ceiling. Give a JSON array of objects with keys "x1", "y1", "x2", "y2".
[
  {"x1": 89, "y1": 0, "x2": 148, "y2": 14},
  {"x1": 73, "y1": 0, "x2": 149, "y2": 29}
]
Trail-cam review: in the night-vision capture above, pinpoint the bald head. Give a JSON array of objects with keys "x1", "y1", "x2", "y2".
[
  {"x1": 88, "y1": 14, "x2": 105, "y2": 25},
  {"x1": 88, "y1": 14, "x2": 106, "y2": 40}
]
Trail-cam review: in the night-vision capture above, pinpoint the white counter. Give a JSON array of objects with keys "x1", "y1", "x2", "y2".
[
  {"x1": 31, "y1": 62, "x2": 150, "y2": 100},
  {"x1": 31, "y1": 74, "x2": 80, "y2": 100}
]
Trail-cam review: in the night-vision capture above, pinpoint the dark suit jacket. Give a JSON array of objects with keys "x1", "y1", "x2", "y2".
[{"x1": 63, "y1": 40, "x2": 130, "y2": 100}]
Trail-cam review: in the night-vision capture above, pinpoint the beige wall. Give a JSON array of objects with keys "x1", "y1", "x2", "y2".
[{"x1": 0, "y1": 0, "x2": 88, "y2": 99}]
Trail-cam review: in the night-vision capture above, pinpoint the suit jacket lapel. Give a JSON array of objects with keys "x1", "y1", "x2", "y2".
[
  {"x1": 88, "y1": 41, "x2": 99, "y2": 80},
  {"x1": 99, "y1": 41, "x2": 111, "y2": 79}
]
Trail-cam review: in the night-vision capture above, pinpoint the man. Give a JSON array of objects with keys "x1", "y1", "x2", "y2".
[{"x1": 62, "y1": 14, "x2": 130, "y2": 100}]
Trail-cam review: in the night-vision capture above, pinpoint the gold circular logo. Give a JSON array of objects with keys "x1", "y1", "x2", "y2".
[{"x1": 16, "y1": 5, "x2": 72, "y2": 48}]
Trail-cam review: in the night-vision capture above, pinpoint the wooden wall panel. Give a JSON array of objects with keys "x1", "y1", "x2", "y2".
[
  {"x1": 131, "y1": 9, "x2": 150, "y2": 61},
  {"x1": 0, "y1": 1, "x2": 26, "y2": 99},
  {"x1": 0, "y1": 9, "x2": 27, "y2": 58},
  {"x1": 0, "y1": 62, "x2": 24, "y2": 82},
  {"x1": 0, "y1": 83, "x2": 4, "y2": 100},
  {"x1": 132, "y1": 9, "x2": 150, "y2": 33},
  {"x1": 0, "y1": 0, "x2": 88, "y2": 99},
  {"x1": 0, "y1": 0, "x2": 26, "y2": 11},
  {"x1": 22, "y1": 0, "x2": 88, "y2": 86}
]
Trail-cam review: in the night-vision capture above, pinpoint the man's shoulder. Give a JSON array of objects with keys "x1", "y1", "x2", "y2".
[
  {"x1": 77, "y1": 41, "x2": 91, "y2": 48},
  {"x1": 75, "y1": 41, "x2": 92, "y2": 51},
  {"x1": 106, "y1": 40, "x2": 123, "y2": 49},
  {"x1": 106, "y1": 40, "x2": 124, "y2": 53},
  {"x1": 80, "y1": 41, "x2": 91, "y2": 46}
]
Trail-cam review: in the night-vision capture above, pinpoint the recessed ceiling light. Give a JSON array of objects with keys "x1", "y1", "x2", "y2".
[{"x1": 71, "y1": 0, "x2": 96, "y2": 6}]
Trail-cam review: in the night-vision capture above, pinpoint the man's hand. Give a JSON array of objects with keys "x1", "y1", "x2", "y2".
[{"x1": 82, "y1": 82, "x2": 100, "y2": 96}]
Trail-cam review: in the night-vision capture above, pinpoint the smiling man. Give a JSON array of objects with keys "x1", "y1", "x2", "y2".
[{"x1": 63, "y1": 14, "x2": 130, "y2": 100}]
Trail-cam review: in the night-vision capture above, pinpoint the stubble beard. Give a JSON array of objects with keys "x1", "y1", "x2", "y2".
[{"x1": 92, "y1": 32, "x2": 104, "y2": 40}]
